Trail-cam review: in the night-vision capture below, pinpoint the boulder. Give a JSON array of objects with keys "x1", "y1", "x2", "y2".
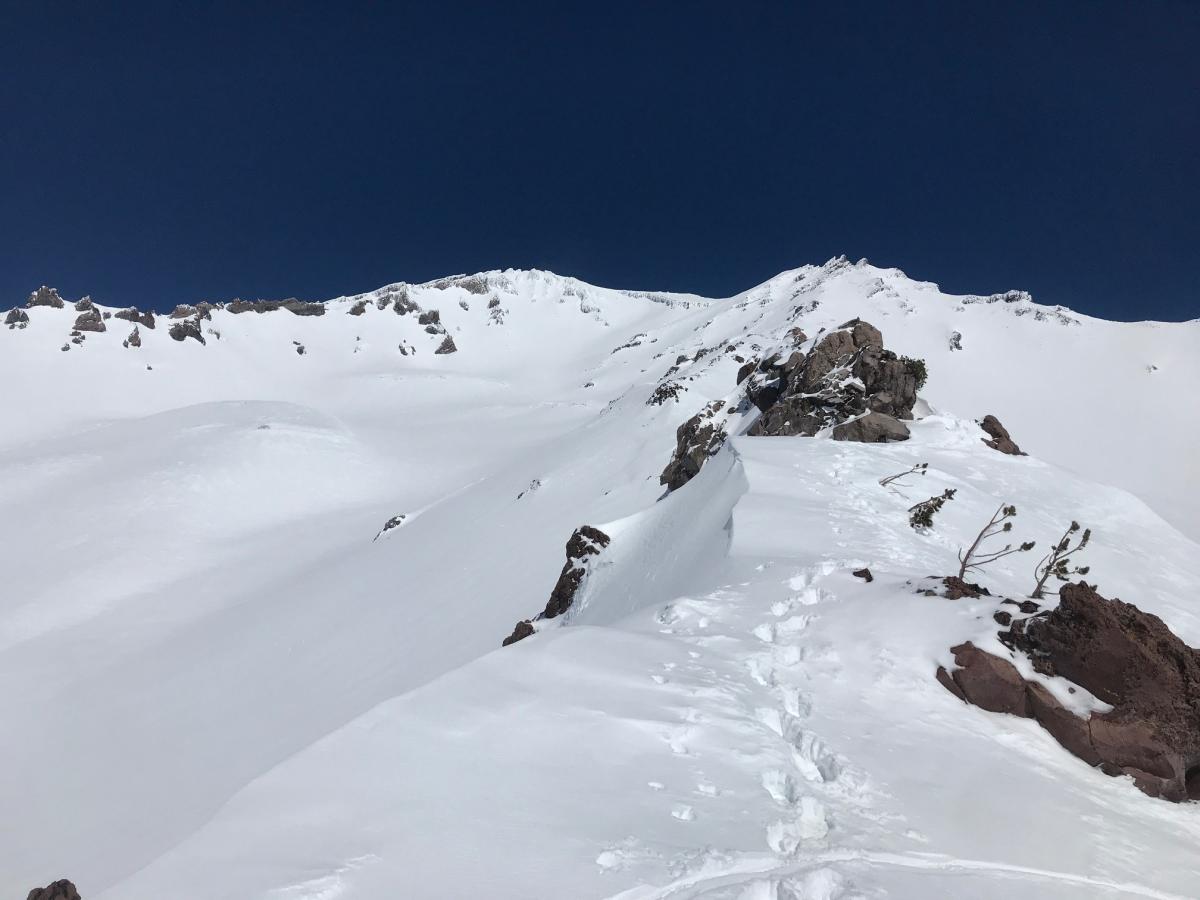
[
  {"x1": 73, "y1": 308, "x2": 106, "y2": 333},
  {"x1": 660, "y1": 401, "x2": 728, "y2": 491},
  {"x1": 434, "y1": 335, "x2": 458, "y2": 354},
  {"x1": 123, "y1": 326, "x2": 141, "y2": 348},
  {"x1": 980, "y1": 415, "x2": 1026, "y2": 455},
  {"x1": 168, "y1": 320, "x2": 206, "y2": 344},
  {"x1": 26, "y1": 286, "x2": 65, "y2": 308},
  {"x1": 113, "y1": 307, "x2": 156, "y2": 328},
  {"x1": 852, "y1": 568, "x2": 874, "y2": 582},
  {"x1": 831, "y1": 412, "x2": 910, "y2": 443},
  {"x1": 26, "y1": 880, "x2": 81, "y2": 900},
  {"x1": 502, "y1": 620, "x2": 535, "y2": 647},
  {"x1": 5, "y1": 307, "x2": 29, "y2": 328}
]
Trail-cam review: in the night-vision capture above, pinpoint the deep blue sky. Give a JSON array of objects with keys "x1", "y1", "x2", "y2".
[{"x1": 2, "y1": 2, "x2": 1197, "y2": 321}]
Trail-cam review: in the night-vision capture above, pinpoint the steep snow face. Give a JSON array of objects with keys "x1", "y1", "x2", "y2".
[{"x1": 1, "y1": 259, "x2": 1197, "y2": 898}]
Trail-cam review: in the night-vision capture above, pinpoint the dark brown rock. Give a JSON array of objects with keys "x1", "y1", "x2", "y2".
[
  {"x1": 980, "y1": 415, "x2": 1026, "y2": 456},
  {"x1": 940, "y1": 576, "x2": 990, "y2": 600},
  {"x1": 502, "y1": 526, "x2": 611, "y2": 647},
  {"x1": 502, "y1": 620, "x2": 535, "y2": 647},
  {"x1": 660, "y1": 401, "x2": 727, "y2": 491},
  {"x1": 169, "y1": 304, "x2": 197, "y2": 318},
  {"x1": 543, "y1": 526, "x2": 611, "y2": 618},
  {"x1": 123, "y1": 326, "x2": 141, "y2": 348},
  {"x1": 434, "y1": 335, "x2": 457, "y2": 354},
  {"x1": 736, "y1": 360, "x2": 757, "y2": 384},
  {"x1": 26, "y1": 879, "x2": 81, "y2": 900},
  {"x1": 113, "y1": 307, "x2": 156, "y2": 328},
  {"x1": 73, "y1": 308, "x2": 106, "y2": 333},
  {"x1": 168, "y1": 320, "x2": 206, "y2": 344},
  {"x1": 5, "y1": 307, "x2": 29, "y2": 328},
  {"x1": 418, "y1": 309, "x2": 441, "y2": 326},
  {"x1": 852, "y1": 567, "x2": 874, "y2": 582},
  {"x1": 993, "y1": 610, "x2": 1013, "y2": 627},
  {"x1": 942, "y1": 642, "x2": 1030, "y2": 716}
]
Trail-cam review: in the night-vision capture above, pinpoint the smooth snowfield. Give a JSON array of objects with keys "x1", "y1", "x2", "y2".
[{"x1": 1, "y1": 260, "x2": 1197, "y2": 897}]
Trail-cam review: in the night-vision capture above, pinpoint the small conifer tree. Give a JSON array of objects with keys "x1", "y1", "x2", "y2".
[
  {"x1": 1031, "y1": 521, "x2": 1092, "y2": 598},
  {"x1": 909, "y1": 488, "x2": 956, "y2": 530},
  {"x1": 957, "y1": 504, "x2": 1035, "y2": 580}
]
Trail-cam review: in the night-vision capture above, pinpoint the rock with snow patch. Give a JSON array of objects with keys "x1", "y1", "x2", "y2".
[
  {"x1": 434, "y1": 335, "x2": 457, "y2": 354},
  {"x1": 5, "y1": 308, "x2": 29, "y2": 328},
  {"x1": 123, "y1": 326, "x2": 141, "y2": 348},
  {"x1": 747, "y1": 319, "x2": 918, "y2": 439},
  {"x1": 660, "y1": 401, "x2": 728, "y2": 491},
  {"x1": 502, "y1": 525, "x2": 611, "y2": 646},
  {"x1": 940, "y1": 581, "x2": 1200, "y2": 801}
]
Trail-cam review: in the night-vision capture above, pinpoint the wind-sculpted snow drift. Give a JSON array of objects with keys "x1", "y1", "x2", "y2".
[{"x1": 2, "y1": 258, "x2": 1199, "y2": 898}]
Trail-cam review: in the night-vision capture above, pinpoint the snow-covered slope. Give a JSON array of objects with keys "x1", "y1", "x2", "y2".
[{"x1": 1, "y1": 259, "x2": 1197, "y2": 898}]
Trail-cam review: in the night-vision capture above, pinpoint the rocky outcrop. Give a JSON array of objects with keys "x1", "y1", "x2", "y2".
[
  {"x1": 73, "y1": 308, "x2": 106, "y2": 333},
  {"x1": 434, "y1": 335, "x2": 458, "y2": 354},
  {"x1": 939, "y1": 582, "x2": 1200, "y2": 801},
  {"x1": 5, "y1": 307, "x2": 29, "y2": 328},
  {"x1": 123, "y1": 326, "x2": 141, "y2": 348},
  {"x1": 26, "y1": 880, "x2": 81, "y2": 900},
  {"x1": 26, "y1": 286, "x2": 65, "y2": 308},
  {"x1": 659, "y1": 401, "x2": 727, "y2": 491},
  {"x1": 502, "y1": 526, "x2": 611, "y2": 646},
  {"x1": 980, "y1": 415, "x2": 1026, "y2": 455},
  {"x1": 168, "y1": 320, "x2": 205, "y2": 344},
  {"x1": 227, "y1": 299, "x2": 325, "y2": 316},
  {"x1": 113, "y1": 307, "x2": 156, "y2": 328},
  {"x1": 747, "y1": 319, "x2": 918, "y2": 440}
]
